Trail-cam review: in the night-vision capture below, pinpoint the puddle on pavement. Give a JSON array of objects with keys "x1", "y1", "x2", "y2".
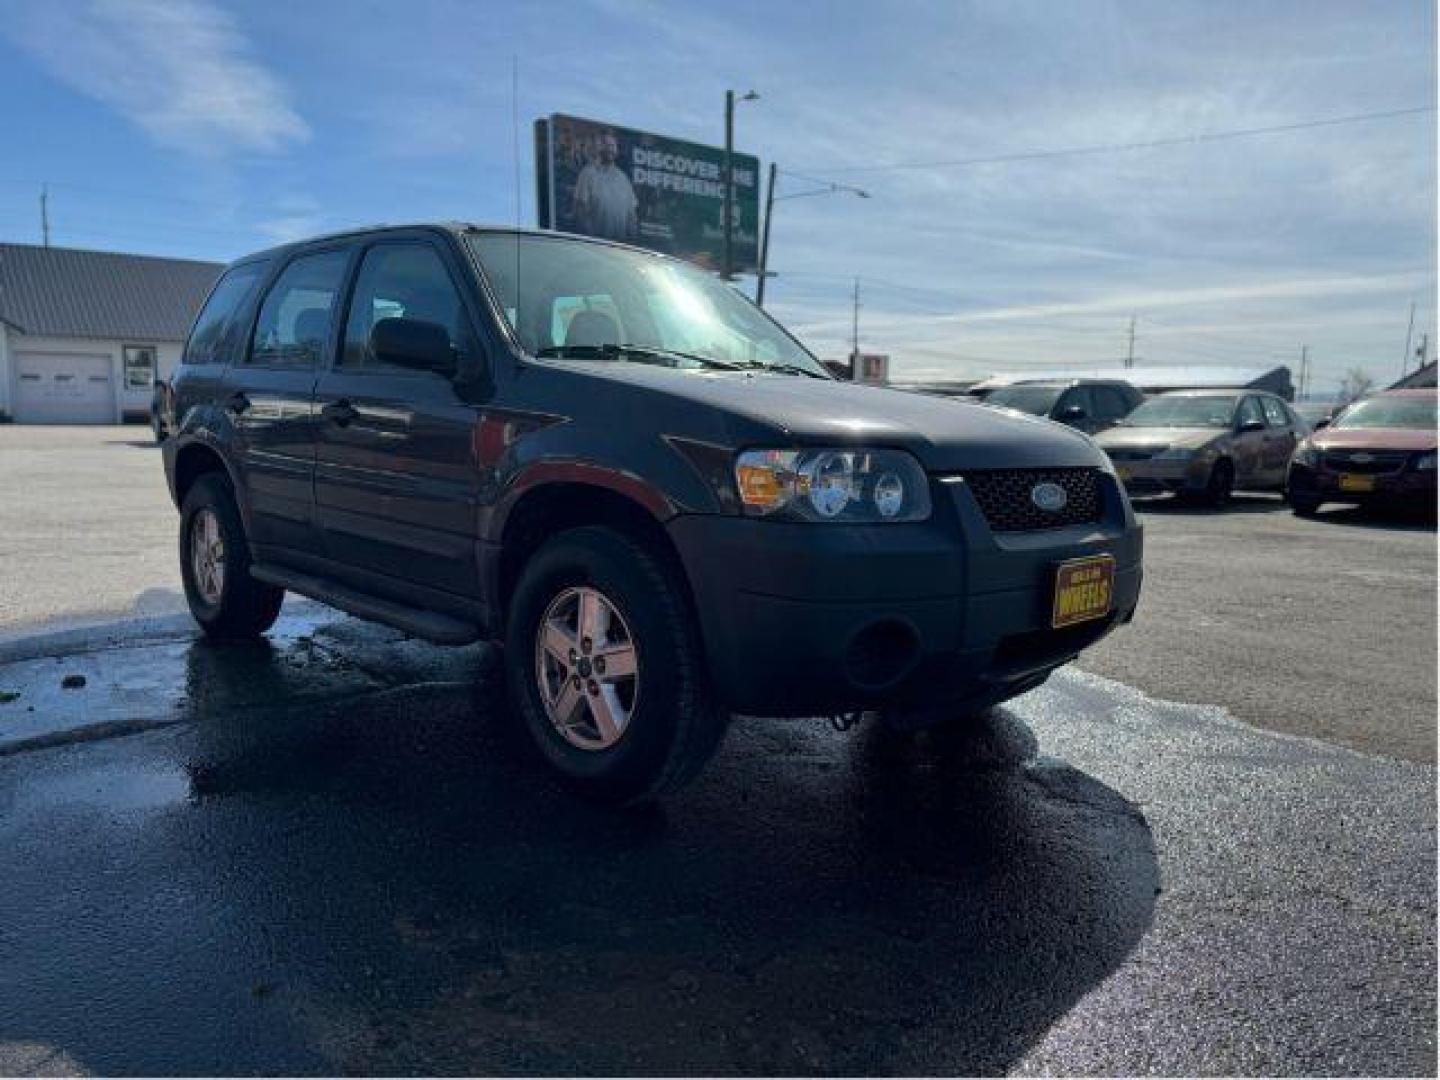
[{"x1": 12, "y1": 759, "x2": 192, "y2": 815}]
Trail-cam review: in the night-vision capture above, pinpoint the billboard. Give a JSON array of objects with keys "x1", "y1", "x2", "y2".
[{"x1": 535, "y1": 114, "x2": 760, "y2": 273}]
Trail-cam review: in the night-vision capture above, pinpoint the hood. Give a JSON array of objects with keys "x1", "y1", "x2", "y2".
[
  {"x1": 1096, "y1": 425, "x2": 1224, "y2": 451},
  {"x1": 560, "y1": 362, "x2": 1104, "y2": 471},
  {"x1": 1311, "y1": 426, "x2": 1437, "y2": 452}
]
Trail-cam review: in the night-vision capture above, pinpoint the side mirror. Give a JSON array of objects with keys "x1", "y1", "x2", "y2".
[
  {"x1": 370, "y1": 317, "x2": 454, "y2": 375},
  {"x1": 1237, "y1": 419, "x2": 1265, "y2": 433},
  {"x1": 1312, "y1": 417, "x2": 1331, "y2": 430},
  {"x1": 1058, "y1": 405, "x2": 1088, "y2": 421}
]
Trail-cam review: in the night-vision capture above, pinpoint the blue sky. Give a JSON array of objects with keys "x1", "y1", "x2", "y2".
[{"x1": 1, "y1": 0, "x2": 1434, "y2": 395}]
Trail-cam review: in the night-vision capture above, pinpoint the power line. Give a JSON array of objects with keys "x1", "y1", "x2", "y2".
[{"x1": 801, "y1": 105, "x2": 1435, "y2": 175}]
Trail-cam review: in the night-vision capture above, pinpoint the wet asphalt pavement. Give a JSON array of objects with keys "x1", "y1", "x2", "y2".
[{"x1": 0, "y1": 611, "x2": 1434, "y2": 1075}]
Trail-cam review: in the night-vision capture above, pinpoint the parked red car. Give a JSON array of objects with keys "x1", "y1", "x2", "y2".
[{"x1": 1287, "y1": 389, "x2": 1436, "y2": 515}]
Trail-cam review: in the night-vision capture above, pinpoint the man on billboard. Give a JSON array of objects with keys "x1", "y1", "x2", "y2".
[{"x1": 571, "y1": 130, "x2": 638, "y2": 241}]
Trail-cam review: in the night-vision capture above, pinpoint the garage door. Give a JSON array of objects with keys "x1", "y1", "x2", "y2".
[{"x1": 13, "y1": 352, "x2": 115, "y2": 424}]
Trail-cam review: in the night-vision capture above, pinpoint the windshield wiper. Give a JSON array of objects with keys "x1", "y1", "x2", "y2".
[
  {"x1": 728, "y1": 360, "x2": 828, "y2": 379},
  {"x1": 534, "y1": 343, "x2": 746, "y2": 371}
]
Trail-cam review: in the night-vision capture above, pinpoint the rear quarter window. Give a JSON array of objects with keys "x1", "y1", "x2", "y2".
[{"x1": 185, "y1": 262, "x2": 267, "y2": 367}]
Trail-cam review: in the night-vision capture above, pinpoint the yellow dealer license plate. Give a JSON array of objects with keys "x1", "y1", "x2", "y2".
[
  {"x1": 1338, "y1": 473, "x2": 1376, "y2": 492},
  {"x1": 1052, "y1": 555, "x2": 1115, "y2": 629}
]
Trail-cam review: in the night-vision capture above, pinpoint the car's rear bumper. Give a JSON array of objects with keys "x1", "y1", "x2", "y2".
[
  {"x1": 667, "y1": 474, "x2": 1143, "y2": 716},
  {"x1": 1288, "y1": 463, "x2": 1437, "y2": 508}
]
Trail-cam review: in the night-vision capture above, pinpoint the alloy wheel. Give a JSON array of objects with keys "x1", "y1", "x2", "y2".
[
  {"x1": 190, "y1": 508, "x2": 226, "y2": 605},
  {"x1": 535, "y1": 585, "x2": 640, "y2": 751}
]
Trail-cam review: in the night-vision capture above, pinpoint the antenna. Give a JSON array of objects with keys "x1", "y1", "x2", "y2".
[{"x1": 40, "y1": 183, "x2": 50, "y2": 247}]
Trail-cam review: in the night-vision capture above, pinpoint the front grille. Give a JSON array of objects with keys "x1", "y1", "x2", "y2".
[
  {"x1": 1321, "y1": 449, "x2": 1410, "y2": 475},
  {"x1": 959, "y1": 467, "x2": 1104, "y2": 532}
]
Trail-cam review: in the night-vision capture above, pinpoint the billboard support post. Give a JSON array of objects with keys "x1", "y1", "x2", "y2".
[
  {"x1": 756, "y1": 162, "x2": 777, "y2": 307},
  {"x1": 723, "y1": 90, "x2": 733, "y2": 281}
]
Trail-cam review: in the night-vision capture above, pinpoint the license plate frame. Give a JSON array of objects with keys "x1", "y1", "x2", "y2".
[
  {"x1": 1338, "y1": 473, "x2": 1376, "y2": 493},
  {"x1": 1052, "y1": 555, "x2": 1116, "y2": 629}
]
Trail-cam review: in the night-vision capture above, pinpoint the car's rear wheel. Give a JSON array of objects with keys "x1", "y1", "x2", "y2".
[
  {"x1": 504, "y1": 525, "x2": 728, "y2": 803},
  {"x1": 179, "y1": 474, "x2": 284, "y2": 640}
]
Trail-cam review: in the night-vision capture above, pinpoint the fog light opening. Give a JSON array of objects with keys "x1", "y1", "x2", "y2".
[{"x1": 844, "y1": 619, "x2": 921, "y2": 690}]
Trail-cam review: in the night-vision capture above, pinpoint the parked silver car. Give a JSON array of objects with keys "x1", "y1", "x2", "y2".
[{"x1": 1095, "y1": 389, "x2": 1305, "y2": 506}]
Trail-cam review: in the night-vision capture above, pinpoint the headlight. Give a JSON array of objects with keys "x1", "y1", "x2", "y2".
[
  {"x1": 1155, "y1": 446, "x2": 1198, "y2": 461},
  {"x1": 734, "y1": 448, "x2": 931, "y2": 522},
  {"x1": 1292, "y1": 439, "x2": 1319, "y2": 467},
  {"x1": 1416, "y1": 451, "x2": 1436, "y2": 471}
]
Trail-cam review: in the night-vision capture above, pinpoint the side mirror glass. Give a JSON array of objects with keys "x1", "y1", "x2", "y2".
[{"x1": 370, "y1": 317, "x2": 455, "y2": 375}]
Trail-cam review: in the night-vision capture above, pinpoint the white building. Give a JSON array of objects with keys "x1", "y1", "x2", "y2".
[{"x1": 0, "y1": 243, "x2": 221, "y2": 424}]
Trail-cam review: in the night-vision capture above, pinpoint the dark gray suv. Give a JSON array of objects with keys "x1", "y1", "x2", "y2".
[{"x1": 163, "y1": 223, "x2": 1143, "y2": 801}]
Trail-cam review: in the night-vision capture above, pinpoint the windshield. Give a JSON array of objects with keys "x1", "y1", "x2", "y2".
[
  {"x1": 1331, "y1": 395, "x2": 1437, "y2": 430},
  {"x1": 466, "y1": 232, "x2": 828, "y2": 377},
  {"x1": 1123, "y1": 395, "x2": 1237, "y2": 428},
  {"x1": 985, "y1": 385, "x2": 1063, "y2": 415}
]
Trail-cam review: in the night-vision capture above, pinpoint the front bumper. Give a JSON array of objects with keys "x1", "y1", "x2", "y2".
[
  {"x1": 1288, "y1": 462, "x2": 1437, "y2": 507},
  {"x1": 1109, "y1": 455, "x2": 1212, "y2": 496},
  {"x1": 667, "y1": 473, "x2": 1143, "y2": 716}
]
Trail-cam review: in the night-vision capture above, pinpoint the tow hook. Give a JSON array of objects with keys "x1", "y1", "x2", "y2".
[{"x1": 829, "y1": 711, "x2": 863, "y2": 733}]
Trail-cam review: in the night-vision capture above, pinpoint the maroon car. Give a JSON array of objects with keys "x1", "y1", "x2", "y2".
[{"x1": 1287, "y1": 389, "x2": 1437, "y2": 515}]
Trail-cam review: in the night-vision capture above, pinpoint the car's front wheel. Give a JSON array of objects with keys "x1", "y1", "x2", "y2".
[
  {"x1": 179, "y1": 473, "x2": 284, "y2": 640},
  {"x1": 1289, "y1": 488, "x2": 1322, "y2": 516},
  {"x1": 1184, "y1": 458, "x2": 1234, "y2": 509},
  {"x1": 505, "y1": 525, "x2": 728, "y2": 803}
]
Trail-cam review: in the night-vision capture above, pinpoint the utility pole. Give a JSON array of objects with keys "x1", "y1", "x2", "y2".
[
  {"x1": 40, "y1": 183, "x2": 50, "y2": 248},
  {"x1": 1417, "y1": 333, "x2": 1430, "y2": 371},
  {"x1": 850, "y1": 277, "x2": 861, "y2": 375},
  {"x1": 755, "y1": 162, "x2": 777, "y2": 307},
  {"x1": 1299, "y1": 344, "x2": 1309, "y2": 400},
  {"x1": 1401, "y1": 301, "x2": 1416, "y2": 378},
  {"x1": 1125, "y1": 316, "x2": 1136, "y2": 369}
]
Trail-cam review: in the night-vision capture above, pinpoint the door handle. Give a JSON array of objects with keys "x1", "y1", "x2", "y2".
[
  {"x1": 227, "y1": 391, "x2": 251, "y2": 415},
  {"x1": 321, "y1": 399, "x2": 358, "y2": 426}
]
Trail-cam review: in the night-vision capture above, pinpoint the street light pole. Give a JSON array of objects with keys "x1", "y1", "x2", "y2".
[
  {"x1": 753, "y1": 167, "x2": 869, "y2": 308},
  {"x1": 722, "y1": 90, "x2": 759, "y2": 283}
]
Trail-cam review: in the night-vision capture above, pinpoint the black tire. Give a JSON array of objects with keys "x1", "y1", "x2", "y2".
[
  {"x1": 179, "y1": 473, "x2": 284, "y2": 640},
  {"x1": 504, "y1": 525, "x2": 728, "y2": 803},
  {"x1": 1201, "y1": 458, "x2": 1235, "y2": 508},
  {"x1": 1289, "y1": 489, "x2": 1322, "y2": 517}
]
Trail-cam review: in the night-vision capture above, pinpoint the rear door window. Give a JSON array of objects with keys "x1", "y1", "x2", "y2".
[
  {"x1": 1092, "y1": 385, "x2": 1133, "y2": 421},
  {"x1": 1058, "y1": 387, "x2": 1095, "y2": 418},
  {"x1": 185, "y1": 262, "x2": 266, "y2": 367},
  {"x1": 249, "y1": 250, "x2": 351, "y2": 368}
]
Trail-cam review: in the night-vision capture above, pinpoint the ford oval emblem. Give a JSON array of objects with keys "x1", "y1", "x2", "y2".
[{"x1": 1031, "y1": 481, "x2": 1068, "y2": 512}]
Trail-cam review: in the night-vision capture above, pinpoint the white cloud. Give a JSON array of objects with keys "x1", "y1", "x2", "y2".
[{"x1": 7, "y1": 0, "x2": 309, "y2": 154}]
